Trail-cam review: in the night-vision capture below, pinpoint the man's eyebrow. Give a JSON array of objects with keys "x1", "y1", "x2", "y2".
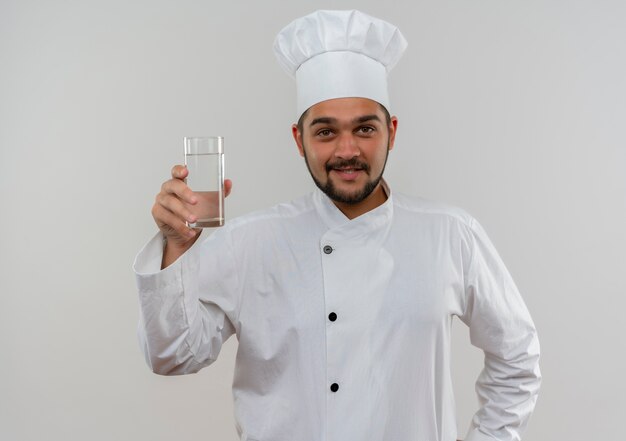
[
  {"x1": 353, "y1": 114, "x2": 382, "y2": 124},
  {"x1": 309, "y1": 117, "x2": 337, "y2": 127},
  {"x1": 309, "y1": 114, "x2": 382, "y2": 127}
]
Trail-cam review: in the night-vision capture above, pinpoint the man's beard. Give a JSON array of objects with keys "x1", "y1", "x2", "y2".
[{"x1": 302, "y1": 145, "x2": 390, "y2": 205}]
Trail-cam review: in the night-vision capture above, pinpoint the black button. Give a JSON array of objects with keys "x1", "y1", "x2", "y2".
[
  {"x1": 328, "y1": 312, "x2": 337, "y2": 321},
  {"x1": 323, "y1": 245, "x2": 333, "y2": 254},
  {"x1": 330, "y1": 383, "x2": 339, "y2": 392}
]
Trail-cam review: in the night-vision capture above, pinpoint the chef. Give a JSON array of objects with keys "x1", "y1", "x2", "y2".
[{"x1": 134, "y1": 9, "x2": 541, "y2": 441}]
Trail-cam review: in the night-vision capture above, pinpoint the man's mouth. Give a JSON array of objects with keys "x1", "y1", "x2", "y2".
[
  {"x1": 329, "y1": 166, "x2": 365, "y2": 181},
  {"x1": 326, "y1": 159, "x2": 369, "y2": 173},
  {"x1": 332, "y1": 166, "x2": 362, "y2": 174},
  {"x1": 325, "y1": 159, "x2": 369, "y2": 181}
]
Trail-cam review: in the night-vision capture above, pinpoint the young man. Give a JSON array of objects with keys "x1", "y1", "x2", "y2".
[{"x1": 134, "y1": 10, "x2": 541, "y2": 441}]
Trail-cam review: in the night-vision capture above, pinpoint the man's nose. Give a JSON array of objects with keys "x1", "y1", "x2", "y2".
[{"x1": 334, "y1": 133, "x2": 360, "y2": 159}]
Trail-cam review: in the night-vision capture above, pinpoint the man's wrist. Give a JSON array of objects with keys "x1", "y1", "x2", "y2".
[{"x1": 161, "y1": 235, "x2": 197, "y2": 269}]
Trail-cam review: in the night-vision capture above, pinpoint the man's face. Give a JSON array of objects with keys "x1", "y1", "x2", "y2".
[{"x1": 292, "y1": 97, "x2": 397, "y2": 205}]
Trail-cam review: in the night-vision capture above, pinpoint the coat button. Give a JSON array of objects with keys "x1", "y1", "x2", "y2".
[
  {"x1": 323, "y1": 245, "x2": 333, "y2": 254},
  {"x1": 328, "y1": 312, "x2": 337, "y2": 321},
  {"x1": 330, "y1": 383, "x2": 339, "y2": 392}
]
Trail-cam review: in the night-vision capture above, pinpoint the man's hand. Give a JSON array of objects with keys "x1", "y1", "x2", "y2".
[{"x1": 151, "y1": 164, "x2": 232, "y2": 268}]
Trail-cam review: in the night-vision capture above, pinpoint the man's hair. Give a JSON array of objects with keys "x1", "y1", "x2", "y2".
[{"x1": 297, "y1": 103, "x2": 392, "y2": 135}]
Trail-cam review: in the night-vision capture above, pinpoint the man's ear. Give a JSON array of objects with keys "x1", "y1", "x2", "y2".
[
  {"x1": 388, "y1": 116, "x2": 398, "y2": 151},
  {"x1": 292, "y1": 124, "x2": 305, "y2": 157}
]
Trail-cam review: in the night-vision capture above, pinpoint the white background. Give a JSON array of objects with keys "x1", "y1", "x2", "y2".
[{"x1": 1, "y1": 1, "x2": 625, "y2": 440}]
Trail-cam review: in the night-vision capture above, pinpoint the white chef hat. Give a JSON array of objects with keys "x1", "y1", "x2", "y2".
[{"x1": 273, "y1": 9, "x2": 408, "y2": 118}]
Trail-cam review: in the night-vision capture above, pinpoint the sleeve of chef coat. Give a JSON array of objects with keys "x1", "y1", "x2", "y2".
[
  {"x1": 132, "y1": 228, "x2": 240, "y2": 375},
  {"x1": 459, "y1": 218, "x2": 541, "y2": 441}
]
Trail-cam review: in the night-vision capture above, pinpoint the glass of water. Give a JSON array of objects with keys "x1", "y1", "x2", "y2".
[{"x1": 184, "y1": 136, "x2": 224, "y2": 228}]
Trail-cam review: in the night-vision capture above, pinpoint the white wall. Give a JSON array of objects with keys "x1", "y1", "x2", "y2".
[{"x1": 1, "y1": 1, "x2": 624, "y2": 440}]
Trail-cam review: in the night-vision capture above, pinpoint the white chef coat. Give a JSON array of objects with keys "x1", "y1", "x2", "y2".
[{"x1": 133, "y1": 181, "x2": 541, "y2": 441}]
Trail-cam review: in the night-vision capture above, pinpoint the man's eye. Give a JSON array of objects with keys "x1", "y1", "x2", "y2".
[
  {"x1": 357, "y1": 126, "x2": 375, "y2": 134},
  {"x1": 317, "y1": 129, "x2": 333, "y2": 137}
]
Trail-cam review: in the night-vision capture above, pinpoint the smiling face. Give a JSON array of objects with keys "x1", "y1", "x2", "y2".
[{"x1": 292, "y1": 97, "x2": 397, "y2": 217}]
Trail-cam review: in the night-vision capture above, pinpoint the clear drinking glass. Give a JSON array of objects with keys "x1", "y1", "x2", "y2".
[{"x1": 184, "y1": 136, "x2": 224, "y2": 228}]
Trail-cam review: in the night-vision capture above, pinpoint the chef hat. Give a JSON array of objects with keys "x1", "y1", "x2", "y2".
[{"x1": 273, "y1": 9, "x2": 408, "y2": 118}]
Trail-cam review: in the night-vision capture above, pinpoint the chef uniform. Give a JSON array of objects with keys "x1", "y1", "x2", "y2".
[{"x1": 133, "y1": 10, "x2": 541, "y2": 441}]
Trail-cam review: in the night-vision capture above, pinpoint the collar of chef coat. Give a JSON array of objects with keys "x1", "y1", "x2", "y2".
[{"x1": 312, "y1": 178, "x2": 393, "y2": 238}]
